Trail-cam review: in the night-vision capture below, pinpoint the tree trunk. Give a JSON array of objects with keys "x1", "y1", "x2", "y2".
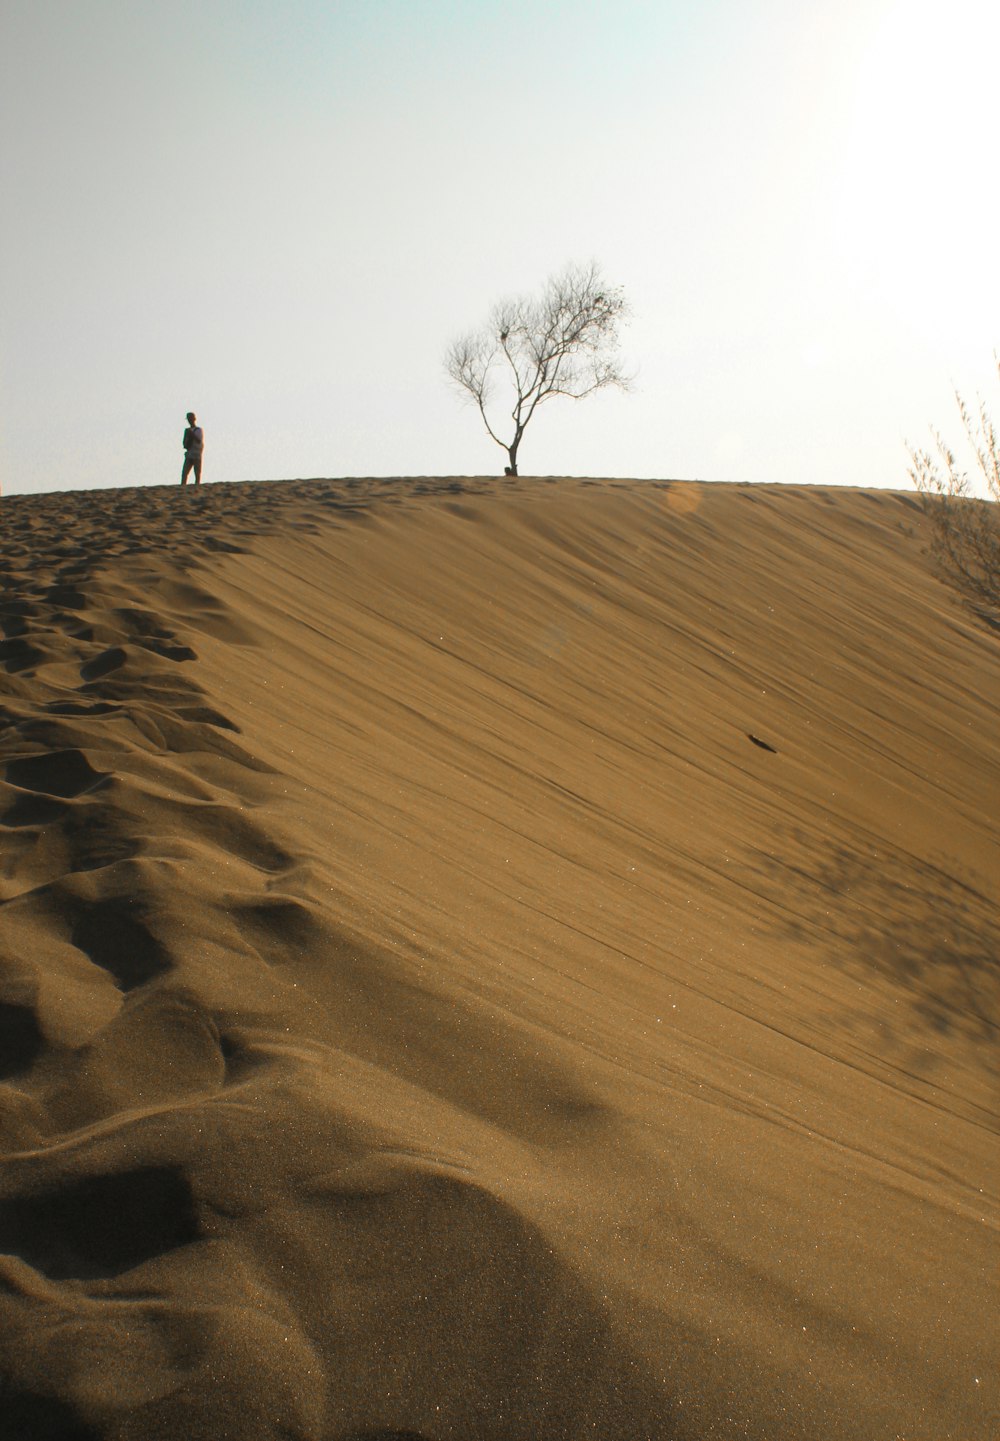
[{"x1": 506, "y1": 439, "x2": 519, "y2": 476}]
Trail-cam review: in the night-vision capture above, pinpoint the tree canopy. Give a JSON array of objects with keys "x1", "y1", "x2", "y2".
[{"x1": 445, "y1": 262, "x2": 630, "y2": 476}]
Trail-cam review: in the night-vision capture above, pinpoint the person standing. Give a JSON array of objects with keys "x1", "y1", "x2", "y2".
[{"x1": 181, "y1": 411, "x2": 204, "y2": 485}]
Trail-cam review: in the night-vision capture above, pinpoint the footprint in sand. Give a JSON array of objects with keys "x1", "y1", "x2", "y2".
[
  {"x1": 5, "y1": 750, "x2": 110, "y2": 799},
  {"x1": 232, "y1": 897, "x2": 327, "y2": 963},
  {"x1": 0, "y1": 638, "x2": 46, "y2": 674},
  {"x1": 42, "y1": 583, "x2": 87, "y2": 609},
  {"x1": 0, "y1": 1002, "x2": 44, "y2": 1080},
  {"x1": 79, "y1": 646, "x2": 127, "y2": 682},
  {"x1": 42, "y1": 701, "x2": 120, "y2": 717},
  {"x1": 50, "y1": 613, "x2": 94, "y2": 642},
  {"x1": 135, "y1": 638, "x2": 197, "y2": 663},
  {"x1": 47, "y1": 988, "x2": 227, "y2": 1129},
  {"x1": 2, "y1": 793, "x2": 69, "y2": 827},
  {"x1": 0, "y1": 1391, "x2": 99, "y2": 1441},
  {"x1": 69, "y1": 898, "x2": 173, "y2": 991},
  {"x1": 0, "y1": 607, "x2": 35, "y2": 638},
  {"x1": 61, "y1": 803, "x2": 140, "y2": 873},
  {"x1": 0, "y1": 1164, "x2": 199, "y2": 1281}
]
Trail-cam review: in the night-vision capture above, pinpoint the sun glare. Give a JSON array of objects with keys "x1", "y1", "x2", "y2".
[{"x1": 836, "y1": 0, "x2": 998, "y2": 353}]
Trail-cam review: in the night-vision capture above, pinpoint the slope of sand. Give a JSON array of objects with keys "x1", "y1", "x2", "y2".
[{"x1": 1, "y1": 475, "x2": 997, "y2": 1441}]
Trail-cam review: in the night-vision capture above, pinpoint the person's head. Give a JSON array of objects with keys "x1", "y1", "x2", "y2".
[{"x1": 186, "y1": 411, "x2": 196, "y2": 424}]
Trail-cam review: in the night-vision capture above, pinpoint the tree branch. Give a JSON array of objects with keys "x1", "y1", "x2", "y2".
[{"x1": 444, "y1": 261, "x2": 630, "y2": 473}]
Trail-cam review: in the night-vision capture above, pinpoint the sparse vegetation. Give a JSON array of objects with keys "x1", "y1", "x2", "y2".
[
  {"x1": 907, "y1": 357, "x2": 999, "y2": 618},
  {"x1": 445, "y1": 261, "x2": 630, "y2": 476}
]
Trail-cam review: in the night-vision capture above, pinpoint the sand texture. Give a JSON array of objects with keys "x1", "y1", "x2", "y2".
[{"x1": 1, "y1": 475, "x2": 997, "y2": 1440}]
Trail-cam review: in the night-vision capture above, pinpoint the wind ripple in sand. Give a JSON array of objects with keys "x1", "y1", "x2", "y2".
[
  {"x1": 0, "y1": 481, "x2": 685, "y2": 1441},
  {"x1": 1, "y1": 476, "x2": 997, "y2": 1440}
]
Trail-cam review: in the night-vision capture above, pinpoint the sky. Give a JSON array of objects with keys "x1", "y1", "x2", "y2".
[{"x1": 1, "y1": 0, "x2": 997, "y2": 497}]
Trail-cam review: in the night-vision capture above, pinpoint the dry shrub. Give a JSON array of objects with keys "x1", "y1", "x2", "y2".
[{"x1": 907, "y1": 357, "x2": 1000, "y2": 621}]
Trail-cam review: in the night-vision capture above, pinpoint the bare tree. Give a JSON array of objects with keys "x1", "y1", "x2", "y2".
[
  {"x1": 445, "y1": 262, "x2": 630, "y2": 476},
  {"x1": 907, "y1": 356, "x2": 999, "y2": 618}
]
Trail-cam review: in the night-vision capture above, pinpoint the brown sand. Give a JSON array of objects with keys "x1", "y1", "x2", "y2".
[{"x1": 0, "y1": 475, "x2": 997, "y2": 1441}]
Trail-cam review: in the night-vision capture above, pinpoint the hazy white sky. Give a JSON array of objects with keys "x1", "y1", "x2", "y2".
[{"x1": 1, "y1": 0, "x2": 997, "y2": 496}]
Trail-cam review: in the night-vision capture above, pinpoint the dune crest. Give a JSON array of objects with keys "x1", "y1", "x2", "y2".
[{"x1": 1, "y1": 476, "x2": 997, "y2": 1440}]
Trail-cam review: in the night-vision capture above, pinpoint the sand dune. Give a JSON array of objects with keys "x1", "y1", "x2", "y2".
[{"x1": 1, "y1": 475, "x2": 997, "y2": 1441}]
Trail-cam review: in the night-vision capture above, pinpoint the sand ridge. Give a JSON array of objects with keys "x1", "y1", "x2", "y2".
[{"x1": 1, "y1": 475, "x2": 997, "y2": 1439}]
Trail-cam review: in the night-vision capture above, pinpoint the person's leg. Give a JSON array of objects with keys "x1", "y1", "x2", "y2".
[
  {"x1": 181, "y1": 456, "x2": 194, "y2": 485},
  {"x1": 193, "y1": 454, "x2": 202, "y2": 484}
]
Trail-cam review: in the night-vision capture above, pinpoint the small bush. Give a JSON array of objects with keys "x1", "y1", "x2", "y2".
[{"x1": 907, "y1": 357, "x2": 1000, "y2": 620}]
